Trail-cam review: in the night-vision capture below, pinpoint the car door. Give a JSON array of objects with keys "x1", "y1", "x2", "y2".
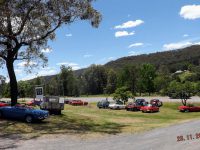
[{"x1": 10, "y1": 106, "x2": 26, "y2": 119}]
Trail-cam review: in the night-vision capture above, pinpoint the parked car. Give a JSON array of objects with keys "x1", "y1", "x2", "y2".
[
  {"x1": 135, "y1": 99, "x2": 147, "y2": 106},
  {"x1": 109, "y1": 101, "x2": 126, "y2": 110},
  {"x1": 64, "y1": 99, "x2": 72, "y2": 104},
  {"x1": 97, "y1": 99, "x2": 110, "y2": 109},
  {"x1": 125, "y1": 99, "x2": 147, "y2": 111},
  {"x1": 150, "y1": 99, "x2": 163, "y2": 107},
  {"x1": 125, "y1": 102, "x2": 143, "y2": 111},
  {"x1": 40, "y1": 96, "x2": 64, "y2": 115},
  {"x1": 178, "y1": 105, "x2": 200, "y2": 112},
  {"x1": 0, "y1": 101, "x2": 9, "y2": 107},
  {"x1": 69, "y1": 100, "x2": 88, "y2": 106},
  {"x1": 0, "y1": 105, "x2": 49, "y2": 123},
  {"x1": 26, "y1": 99, "x2": 42, "y2": 106},
  {"x1": 141, "y1": 104, "x2": 159, "y2": 113}
]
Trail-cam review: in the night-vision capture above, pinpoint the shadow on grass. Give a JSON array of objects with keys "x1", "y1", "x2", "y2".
[
  {"x1": 31, "y1": 114, "x2": 126, "y2": 135},
  {"x1": 0, "y1": 113, "x2": 126, "y2": 139}
]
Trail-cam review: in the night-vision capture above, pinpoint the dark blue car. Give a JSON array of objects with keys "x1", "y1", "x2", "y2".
[{"x1": 0, "y1": 106, "x2": 49, "y2": 123}]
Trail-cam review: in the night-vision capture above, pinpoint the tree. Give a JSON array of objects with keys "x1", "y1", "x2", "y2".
[
  {"x1": 154, "y1": 74, "x2": 170, "y2": 95},
  {"x1": 59, "y1": 65, "x2": 75, "y2": 96},
  {"x1": 105, "y1": 69, "x2": 117, "y2": 94},
  {"x1": 0, "y1": 0, "x2": 101, "y2": 105},
  {"x1": 117, "y1": 65, "x2": 138, "y2": 94},
  {"x1": 113, "y1": 86, "x2": 134, "y2": 105},
  {"x1": 137, "y1": 64, "x2": 156, "y2": 96},
  {"x1": 83, "y1": 65, "x2": 107, "y2": 95},
  {"x1": 0, "y1": 75, "x2": 6, "y2": 98}
]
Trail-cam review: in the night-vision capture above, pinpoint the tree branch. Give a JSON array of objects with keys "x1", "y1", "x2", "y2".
[
  {"x1": 13, "y1": 0, "x2": 42, "y2": 36},
  {"x1": 32, "y1": 19, "x2": 62, "y2": 43}
]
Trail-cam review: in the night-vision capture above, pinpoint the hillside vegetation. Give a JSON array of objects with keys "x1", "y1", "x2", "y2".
[
  {"x1": 1, "y1": 45, "x2": 200, "y2": 98},
  {"x1": 105, "y1": 45, "x2": 200, "y2": 73}
]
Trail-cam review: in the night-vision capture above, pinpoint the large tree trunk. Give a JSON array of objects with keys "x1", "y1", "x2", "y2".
[{"x1": 6, "y1": 59, "x2": 18, "y2": 106}]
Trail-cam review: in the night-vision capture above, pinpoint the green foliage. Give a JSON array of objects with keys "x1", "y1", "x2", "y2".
[
  {"x1": 105, "y1": 69, "x2": 117, "y2": 94},
  {"x1": 18, "y1": 81, "x2": 34, "y2": 98},
  {"x1": 105, "y1": 45, "x2": 200, "y2": 72},
  {"x1": 137, "y1": 64, "x2": 156, "y2": 96},
  {"x1": 154, "y1": 75, "x2": 170, "y2": 94},
  {"x1": 59, "y1": 65, "x2": 79, "y2": 96},
  {"x1": 83, "y1": 65, "x2": 107, "y2": 95},
  {"x1": 117, "y1": 65, "x2": 138, "y2": 94},
  {"x1": 113, "y1": 87, "x2": 134, "y2": 104}
]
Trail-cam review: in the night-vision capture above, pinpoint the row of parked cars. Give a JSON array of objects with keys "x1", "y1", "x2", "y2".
[{"x1": 97, "y1": 99, "x2": 163, "y2": 113}]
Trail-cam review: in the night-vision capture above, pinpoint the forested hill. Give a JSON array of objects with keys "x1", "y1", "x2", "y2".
[{"x1": 104, "y1": 45, "x2": 200, "y2": 72}]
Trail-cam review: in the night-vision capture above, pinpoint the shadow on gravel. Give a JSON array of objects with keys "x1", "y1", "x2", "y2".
[
  {"x1": 0, "y1": 134, "x2": 22, "y2": 149},
  {"x1": 0, "y1": 119, "x2": 41, "y2": 149},
  {"x1": 0, "y1": 133, "x2": 38, "y2": 149}
]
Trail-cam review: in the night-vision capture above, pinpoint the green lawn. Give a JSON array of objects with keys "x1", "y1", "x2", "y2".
[{"x1": 1, "y1": 102, "x2": 200, "y2": 138}]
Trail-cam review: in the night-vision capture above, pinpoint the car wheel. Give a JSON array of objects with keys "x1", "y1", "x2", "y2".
[
  {"x1": 185, "y1": 109, "x2": 189, "y2": 113},
  {"x1": 0, "y1": 111, "x2": 3, "y2": 118},
  {"x1": 25, "y1": 115, "x2": 33, "y2": 123}
]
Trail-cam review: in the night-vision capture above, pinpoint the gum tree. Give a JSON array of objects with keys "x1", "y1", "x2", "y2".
[{"x1": 0, "y1": 0, "x2": 101, "y2": 106}]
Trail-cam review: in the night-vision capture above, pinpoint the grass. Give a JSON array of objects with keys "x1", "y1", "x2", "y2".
[{"x1": 1, "y1": 102, "x2": 200, "y2": 138}]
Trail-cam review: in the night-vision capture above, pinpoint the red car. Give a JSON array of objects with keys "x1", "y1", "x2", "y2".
[
  {"x1": 150, "y1": 99, "x2": 163, "y2": 107},
  {"x1": 26, "y1": 100, "x2": 42, "y2": 106},
  {"x1": 125, "y1": 102, "x2": 143, "y2": 111},
  {"x1": 141, "y1": 104, "x2": 159, "y2": 113},
  {"x1": 69, "y1": 100, "x2": 88, "y2": 106},
  {"x1": 178, "y1": 105, "x2": 200, "y2": 112},
  {"x1": 0, "y1": 101, "x2": 9, "y2": 107}
]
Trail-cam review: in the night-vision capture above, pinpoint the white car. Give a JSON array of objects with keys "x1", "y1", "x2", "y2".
[{"x1": 108, "y1": 103, "x2": 126, "y2": 110}]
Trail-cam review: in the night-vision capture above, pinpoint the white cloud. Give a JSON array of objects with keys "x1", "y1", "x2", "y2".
[
  {"x1": 114, "y1": 20, "x2": 144, "y2": 29},
  {"x1": 20, "y1": 75, "x2": 37, "y2": 81},
  {"x1": 20, "y1": 67, "x2": 57, "y2": 81},
  {"x1": 195, "y1": 42, "x2": 200, "y2": 45},
  {"x1": 115, "y1": 31, "x2": 135, "y2": 37},
  {"x1": 128, "y1": 43, "x2": 144, "y2": 48},
  {"x1": 15, "y1": 69, "x2": 23, "y2": 75},
  {"x1": 17, "y1": 61, "x2": 37, "y2": 67},
  {"x1": 128, "y1": 51, "x2": 138, "y2": 56},
  {"x1": 38, "y1": 68, "x2": 57, "y2": 76},
  {"x1": 180, "y1": 5, "x2": 200, "y2": 20},
  {"x1": 163, "y1": 42, "x2": 193, "y2": 50},
  {"x1": 41, "y1": 48, "x2": 52, "y2": 53},
  {"x1": 66, "y1": 34, "x2": 72, "y2": 37},
  {"x1": 108, "y1": 57, "x2": 115, "y2": 61},
  {"x1": 56, "y1": 62, "x2": 80, "y2": 70},
  {"x1": 83, "y1": 54, "x2": 93, "y2": 58},
  {"x1": 183, "y1": 34, "x2": 189, "y2": 37}
]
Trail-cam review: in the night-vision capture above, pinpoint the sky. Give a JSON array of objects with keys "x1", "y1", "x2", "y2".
[{"x1": 1, "y1": 0, "x2": 200, "y2": 81}]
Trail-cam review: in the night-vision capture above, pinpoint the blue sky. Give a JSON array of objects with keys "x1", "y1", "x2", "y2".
[{"x1": 2, "y1": 0, "x2": 200, "y2": 81}]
